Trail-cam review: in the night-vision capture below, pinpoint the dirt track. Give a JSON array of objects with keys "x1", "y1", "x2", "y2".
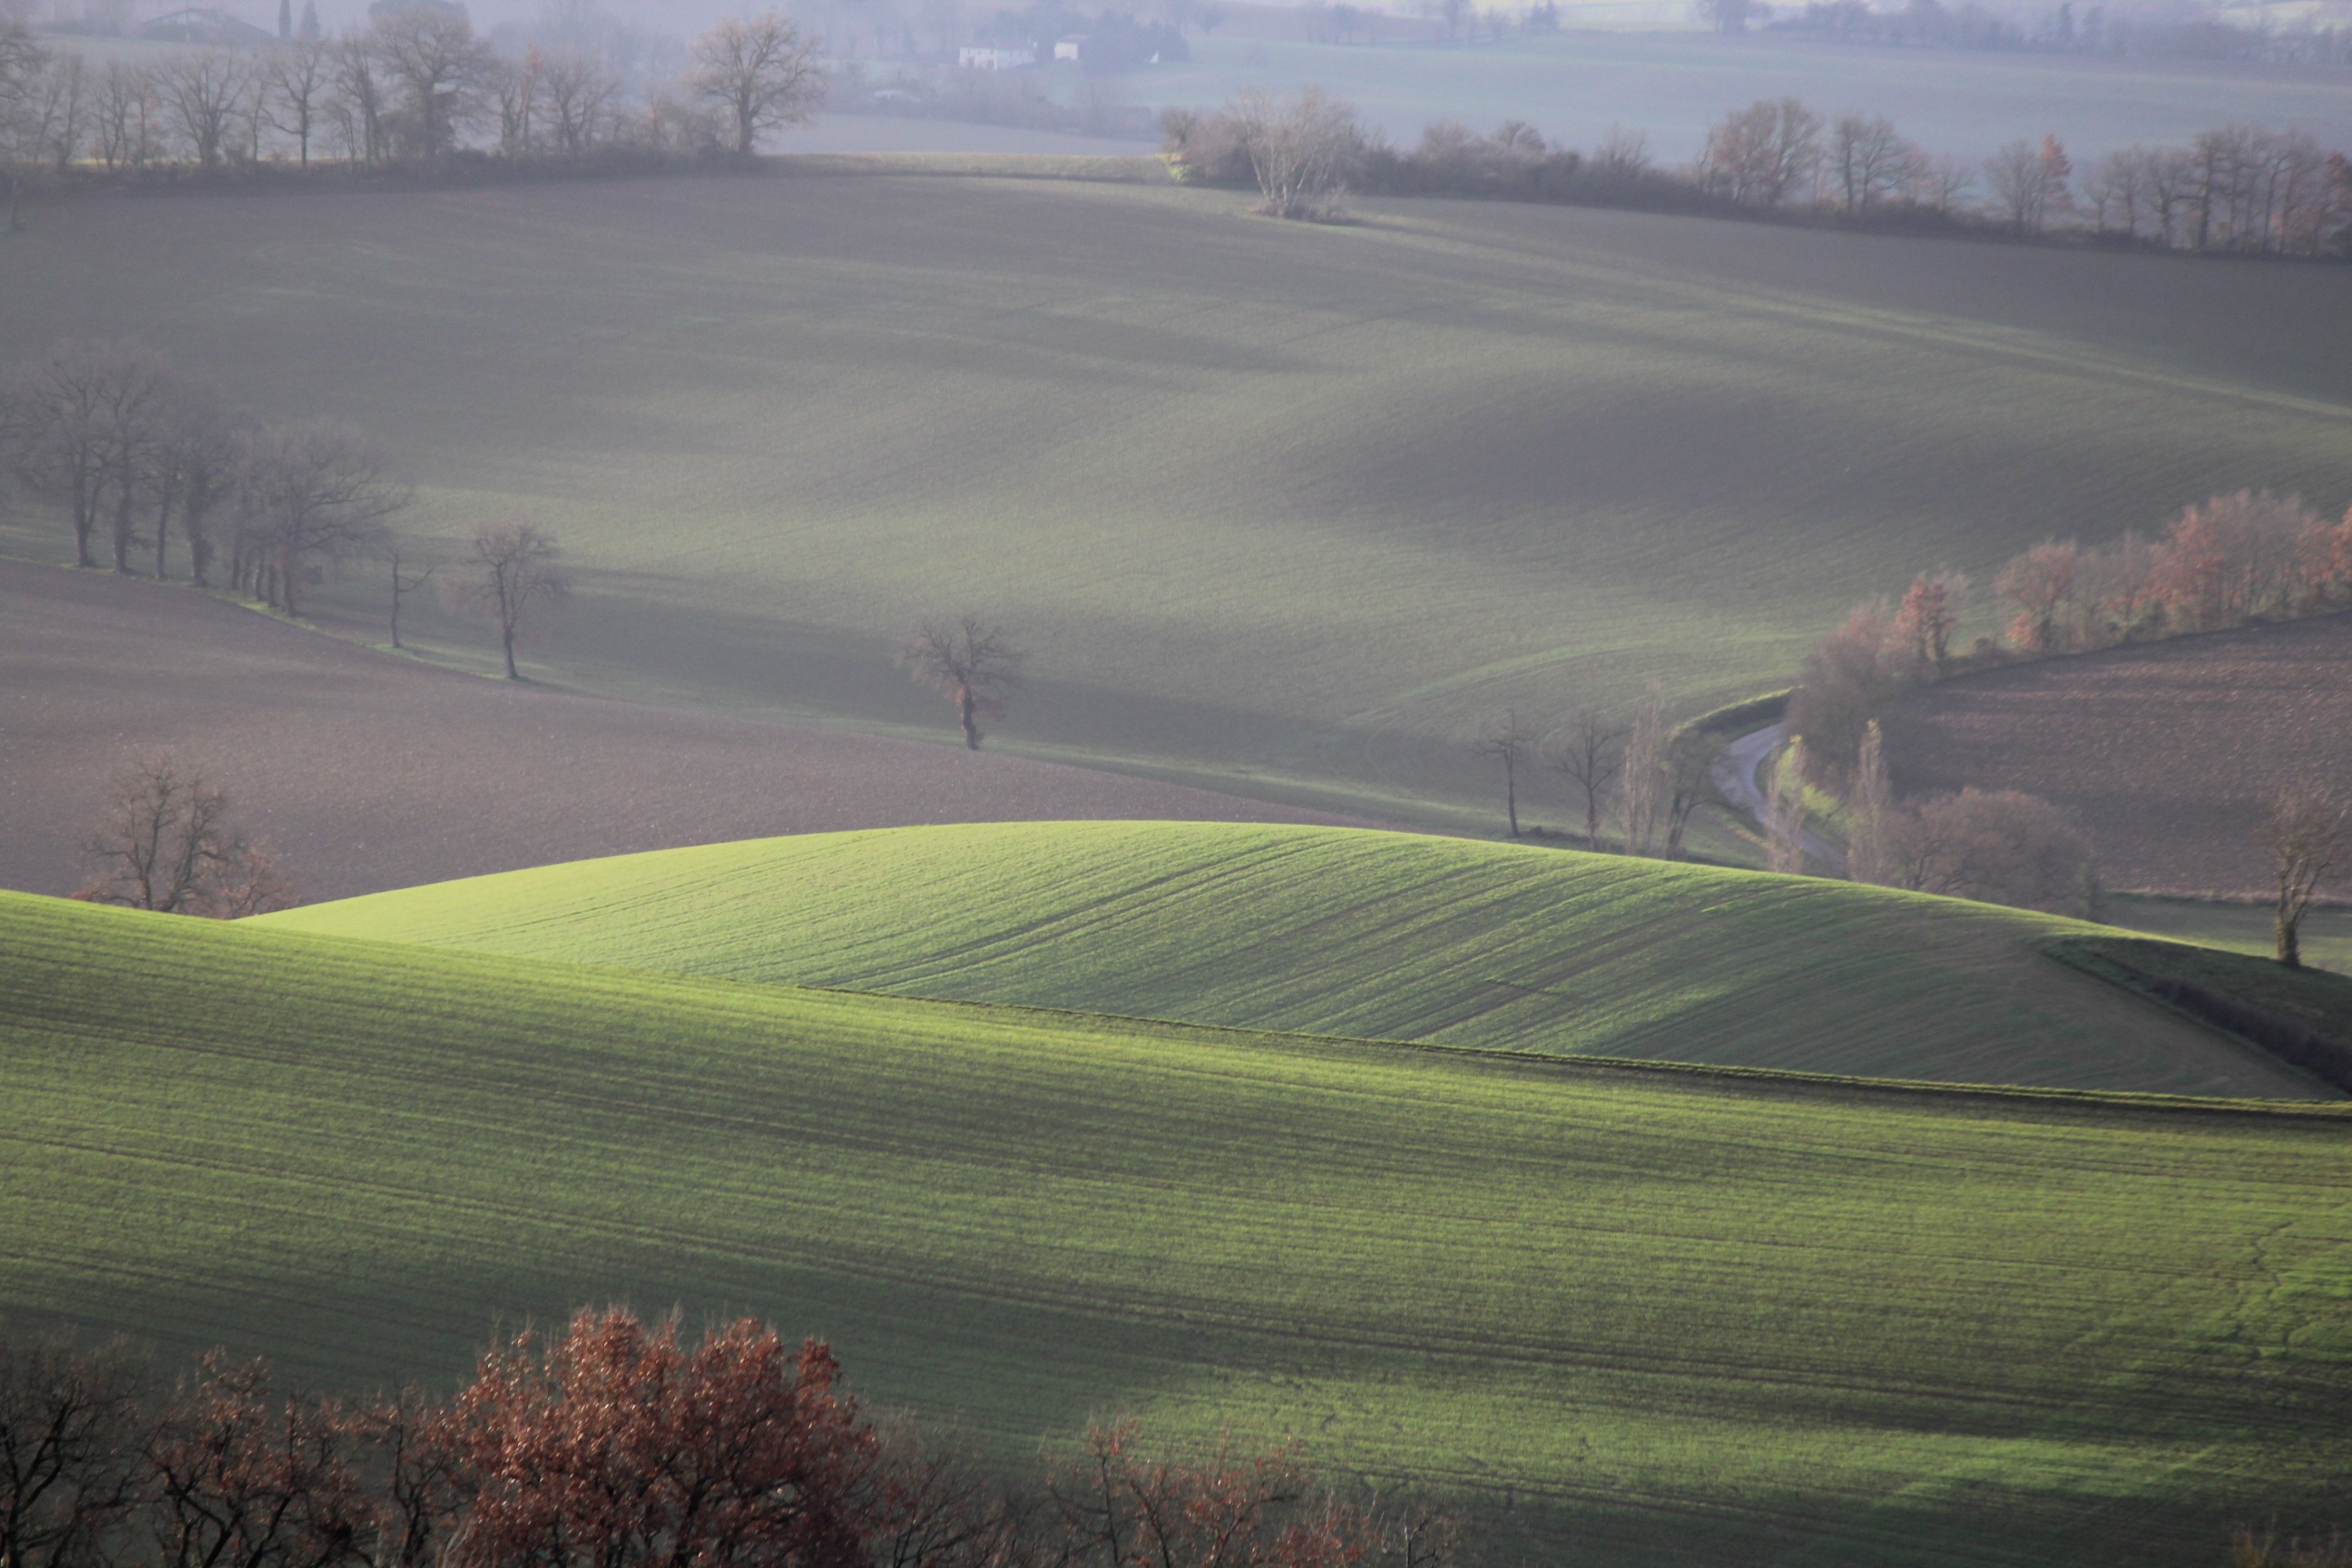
[
  {"x1": 0, "y1": 561, "x2": 1363, "y2": 904},
  {"x1": 1881, "y1": 613, "x2": 2352, "y2": 897}
]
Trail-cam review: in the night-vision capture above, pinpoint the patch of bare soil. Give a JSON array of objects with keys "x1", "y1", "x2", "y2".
[
  {"x1": 0, "y1": 561, "x2": 1365, "y2": 904},
  {"x1": 1881, "y1": 613, "x2": 2352, "y2": 897}
]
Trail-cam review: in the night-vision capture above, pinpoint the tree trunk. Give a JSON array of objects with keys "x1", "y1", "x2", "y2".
[
  {"x1": 502, "y1": 622, "x2": 519, "y2": 680},
  {"x1": 279, "y1": 546, "x2": 298, "y2": 618},
  {"x1": 111, "y1": 484, "x2": 135, "y2": 573},
  {"x1": 2278, "y1": 898, "x2": 2304, "y2": 968},
  {"x1": 1504, "y1": 767, "x2": 1518, "y2": 838},
  {"x1": 959, "y1": 688, "x2": 980, "y2": 750},
  {"x1": 153, "y1": 495, "x2": 174, "y2": 579}
]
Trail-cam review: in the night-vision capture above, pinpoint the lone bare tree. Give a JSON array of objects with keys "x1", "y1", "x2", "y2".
[
  {"x1": 1228, "y1": 84, "x2": 1361, "y2": 219},
  {"x1": 690, "y1": 13, "x2": 823, "y2": 156},
  {"x1": 901, "y1": 615, "x2": 1025, "y2": 750},
  {"x1": 77, "y1": 753, "x2": 292, "y2": 916},
  {"x1": 1472, "y1": 707, "x2": 1537, "y2": 838},
  {"x1": 452, "y1": 522, "x2": 567, "y2": 679},
  {"x1": 1550, "y1": 707, "x2": 1625, "y2": 851},
  {"x1": 2258, "y1": 786, "x2": 2347, "y2": 969}
]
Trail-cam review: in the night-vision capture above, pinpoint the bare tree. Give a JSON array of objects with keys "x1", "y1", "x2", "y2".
[
  {"x1": 1229, "y1": 84, "x2": 1362, "y2": 219},
  {"x1": 1884, "y1": 787, "x2": 2091, "y2": 916},
  {"x1": 1764, "y1": 737, "x2": 1808, "y2": 874},
  {"x1": 901, "y1": 615, "x2": 1026, "y2": 750},
  {"x1": 372, "y1": 5, "x2": 495, "y2": 168},
  {"x1": 1829, "y1": 112, "x2": 1914, "y2": 214},
  {"x1": 2258, "y1": 787, "x2": 2347, "y2": 969},
  {"x1": 1893, "y1": 568, "x2": 1968, "y2": 677},
  {"x1": 90, "y1": 60, "x2": 156, "y2": 172},
  {"x1": 0, "y1": 19, "x2": 45, "y2": 227},
  {"x1": 325, "y1": 31, "x2": 388, "y2": 166},
  {"x1": 1844, "y1": 720, "x2": 1894, "y2": 887},
  {"x1": 77, "y1": 753, "x2": 293, "y2": 916},
  {"x1": 1984, "y1": 133, "x2": 2070, "y2": 234},
  {"x1": 261, "y1": 38, "x2": 330, "y2": 169},
  {"x1": 237, "y1": 420, "x2": 409, "y2": 619},
  {"x1": 386, "y1": 542, "x2": 436, "y2": 650},
  {"x1": 690, "y1": 13, "x2": 823, "y2": 156},
  {"x1": 450, "y1": 522, "x2": 566, "y2": 679},
  {"x1": 1658, "y1": 729, "x2": 1716, "y2": 860},
  {"x1": 1471, "y1": 707, "x2": 1536, "y2": 838},
  {"x1": 1697, "y1": 97, "x2": 1823, "y2": 206},
  {"x1": 1549, "y1": 707, "x2": 1625, "y2": 851},
  {"x1": 1617, "y1": 684, "x2": 1669, "y2": 857},
  {"x1": 142, "y1": 378, "x2": 240, "y2": 583},
  {"x1": 155, "y1": 51, "x2": 250, "y2": 169},
  {"x1": 536, "y1": 48, "x2": 622, "y2": 157},
  {"x1": 0, "y1": 340, "x2": 118, "y2": 567},
  {"x1": 0, "y1": 1329, "x2": 152, "y2": 1568}
]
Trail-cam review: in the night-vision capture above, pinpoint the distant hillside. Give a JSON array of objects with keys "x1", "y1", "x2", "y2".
[
  {"x1": 7, "y1": 888, "x2": 2352, "y2": 1567},
  {"x1": 265, "y1": 821, "x2": 2332, "y2": 1096},
  {"x1": 0, "y1": 561, "x2": 1359, "y2": 903},
  {"x1": 7, "y1": 174, "x2": 2349, "y2": 821},
  {"x1": 1885, "y1": 612, "x2": 2352, "y2": 897}
]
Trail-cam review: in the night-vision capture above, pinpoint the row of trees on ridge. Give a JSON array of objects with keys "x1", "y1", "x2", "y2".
[
  {"x1": 0, "y1": 338, "x2": 573, "y2": 675},
  {"x1": 1784, "y1": 489, "x2": 2352, "y2": 946},
  {"x1": 1161, "y1": 88, "x2": 2352, "y2": 257},
  {"x1": 0, "y1": 6, "x2": 822, "y2": 210},
  {"x1": 0, "y1": 1309, "x2": 1458, "y2": 1568}
]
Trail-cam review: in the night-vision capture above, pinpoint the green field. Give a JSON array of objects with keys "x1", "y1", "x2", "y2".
[
  {"x1": 265, "y1": 821, "x2": 2330, "y2": 1097},
  {"x1": 6, "y1": 886, "x2": 2352, "y2": 1566},
  {"x1": 2108, "y1": 895, "x2": 2352, "y2": 978},
  {"x1": 7, "y1": 174, "x2": 2349, "y2": 824}
]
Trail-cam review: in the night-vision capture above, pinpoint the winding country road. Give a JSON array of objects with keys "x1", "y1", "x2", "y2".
[{"x1": 1711, "y1": 722, "x2": 1847, "y2": 873}]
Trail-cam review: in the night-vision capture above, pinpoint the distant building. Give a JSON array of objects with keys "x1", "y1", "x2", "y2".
[
  {"x1": 1053, "y1": 34, "x2": 1085, "y2": 61},
  {"x1": 956, "y1": 44, "x2": 1036, "y2": 69},
  {"x1": 140, "y1": 6, "x2": 278, "y2": 44}
]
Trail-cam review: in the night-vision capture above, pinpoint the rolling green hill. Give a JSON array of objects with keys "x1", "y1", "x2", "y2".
[
  {"x1": 7, "y1": 174, "x2": 2349, "y2": 822},
  {"x1": 263, "y1": 821, "x2": 2331, "y2": 1097},
  {"x1": 6, "y1": 887, "x2": 2352, "y2": 1567}
]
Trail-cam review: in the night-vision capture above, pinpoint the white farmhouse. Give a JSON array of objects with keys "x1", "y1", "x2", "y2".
[{"x1": 957, "y1": 45, "x2": 1037, "y2": 69}]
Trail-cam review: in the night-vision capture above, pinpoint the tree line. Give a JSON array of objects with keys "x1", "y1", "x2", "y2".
[
  {"x1": 0, "y1": 337, "x2": 573, "y2": 674},
  {"x1": 1465, "y1": 688, "x2": 1717, "y2": 858},
  {"x1": 1784, "y1": 489, "x2": 2352, "y2": 948},
  {"x1": 1160, "y1": 88, "x2": 2352, "y2": 258},
  {"x1": 0, "y1": 1310, "x2": 1457, "y2": 1568},
  {"x1": 0, "y1": 6, "x2": 822, "y2": 218}
]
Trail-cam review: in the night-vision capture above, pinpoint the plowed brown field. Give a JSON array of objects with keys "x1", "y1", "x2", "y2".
[
  {"x1": 0, "y1": 561, "x2": 1360, "y2": 903},
  {"x1": 1882, "y1": 613, "x2": 2352, "y2": 897}
]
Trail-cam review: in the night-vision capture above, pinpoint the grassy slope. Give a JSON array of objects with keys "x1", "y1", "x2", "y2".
[
  {"x1": 2109, "y1": 896, "x2": 2352, "y2": 977},
  {"x1": 262, "y1": 822, "x2": 2329, "y2": 1098},
  {"x1": 8, "y1": 888, "x2": 2352, "y2": 1568},
  {"x1": 7, "y1": 177, "x2": 2349, "y2": 823}
]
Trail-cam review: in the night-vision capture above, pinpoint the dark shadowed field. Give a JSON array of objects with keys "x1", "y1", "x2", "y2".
[
  {"x1": 0, "y1": 561, "x2": 1360, "y2": 903},
  {"x1": 1882, "y1": 612, "x2": 2352, "y2": 897}
]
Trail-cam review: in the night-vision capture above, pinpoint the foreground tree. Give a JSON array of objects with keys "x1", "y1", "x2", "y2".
[
  {"x1": 902, "y1": 615, "x2": 1025, "y2": 750},
  {"x1": 150, "y1": 1355, "x2": 370, "y2": 1568},
  {"x1": 450, "y1": 523, "x2": 566, "y2": 679},
  {"x1": 441, "y1": 1309, "x2": 877, "y2": 1568},
  {"x1": 77, "y1": 753, "x2": 293, "y2": 916},
  {"x1": 0, "y1": 1330, "x2": 151, "y2": 1568},
  {"x1": 2258, "y1": 787, "x2": 2347, "y2": 969},
  {"x1": 1471, "y1": 708, "x2": 1536, "y2": 838},
  {"x1": 690, "y1": 13, "x2": 823, "y2": 156}
]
